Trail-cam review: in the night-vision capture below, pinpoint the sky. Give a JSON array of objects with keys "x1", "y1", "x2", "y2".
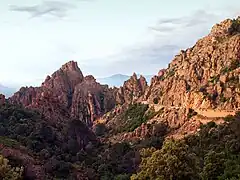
[{"x1": 0, "y1": 0, "x2": 240, "y2": 87}]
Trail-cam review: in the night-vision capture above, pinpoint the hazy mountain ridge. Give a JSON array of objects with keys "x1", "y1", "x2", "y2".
[
  {"x1": 0, "y1": 84, "x2": 15, "y2": 97},
  {"x1": 97, "y1": 74, "x2": 153, "y2": 87}
]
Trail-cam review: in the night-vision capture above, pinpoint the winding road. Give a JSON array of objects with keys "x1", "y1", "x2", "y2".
[{"x1": 142, "y1": 101, "x2": 236, "y2": 118}]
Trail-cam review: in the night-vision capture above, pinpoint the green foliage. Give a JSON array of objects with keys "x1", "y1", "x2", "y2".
[
  {"x1": 167, "y1": 69, "x2": 175, "y2": 78},
  {"x1": 118, "y1": 103, "x2": 150, "y2": 132},
  {"x1": 0, "y1": 103, "x2": 96, "y2": 179},
  {"x1": 4, "y1": 91, "x2": 240, "y2": 180},
  {"x1": 208, "y1": 75, "x2": 219, "y2": 84},
  {"x1": 221, "y1": 59, "x2": 240, "y2": 74},
  {"x1": 0, "y1": 137, "x2": 20, "y2": 148},
  {"x1": 220, "y1": 94, "x2": 227, "y2": 103},
  {"x1": 132, "y1": 113, "x2": 240, "y2": 180},
  {"x1": 0, "y1": 155, "x2": 23, "y2": 180},
  {"x1": 90, "y1": 142, "x2": 137, "y2": 180},
  {"x1": 221, "y1": 66, "x2": 230, "y2": 74},
  {"x1": 131, "y1": 140, "x2": 199, "y2": 180},
  {"x1": 231, "y1": 18, "x2": 240, "y2": 32},
  {"x1": 224, "y1": 115, "x2": 235, "y2": 122}
]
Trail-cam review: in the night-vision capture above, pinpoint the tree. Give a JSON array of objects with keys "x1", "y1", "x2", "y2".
[{"x1": 131, "y1": 140, "x2": 199, "y2": 180}]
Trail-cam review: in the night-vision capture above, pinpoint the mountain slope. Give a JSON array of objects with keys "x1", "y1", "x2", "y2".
[
  {"x1": 103, "y1": 17, "x2": 240, "y2": 141},
  {"x1": 2, "y1": 17, "x2": 240, "y2": 180},
  {"x1": 141, "y1": 18, "x2": 240, "y2": 131}
]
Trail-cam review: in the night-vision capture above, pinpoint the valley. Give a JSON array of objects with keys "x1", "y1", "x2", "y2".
[{"x1": 1, "y1": 17, "x2": 240, "y2": 180}]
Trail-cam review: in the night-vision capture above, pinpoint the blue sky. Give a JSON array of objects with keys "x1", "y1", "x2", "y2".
[{"x1": 0, "y1": 0, "x2": 240, "y2": 87}]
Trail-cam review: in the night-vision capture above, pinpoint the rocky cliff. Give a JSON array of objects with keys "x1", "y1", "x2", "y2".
[
  {"x1": 8, "y1": 18, "x2": 240, "y2": 142},
  {"x1": 102, "y1": 17, "x2": 240, "y2": 142},
  {"x1": 0, "y1": 94, "x2": 5, "y2": 105},
  {"x1": 9, "y1": 61, "x2": 116, "y2": 126},
  {"x1": 140, "y1": 18, "x2": 240, "y2": 131},
  {"x1": 116, "y1": 73, "x2": 148, "y2": 104}
]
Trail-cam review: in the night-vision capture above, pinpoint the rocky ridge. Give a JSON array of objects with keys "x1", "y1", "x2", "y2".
[
  {"x1": 9, "y1": 61, "x2": 116, "y2": 126},
  {"x1": 6, "y1": 18, "x2": 240, "y2": 144},
  {"x1": 104, "y1": 17, "x2": 240, "y2": 140},
  {"x1": 142, "y1": 18, "x2": 240, "y2": 135},
  {"x1": 115, "y1": 73, "x2": 148, "y2": 104}
]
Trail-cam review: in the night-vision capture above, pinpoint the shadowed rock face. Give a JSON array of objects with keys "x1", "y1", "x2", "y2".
[
  {"x1": 9, "y1": 61, "x2": 116, "y2": 126},
  {"x1": 0, "y1": 94, "x2": 5, "y2": 105},
  {"x1": 42, "y1": 60, "x2": 84, "y2": 109}
]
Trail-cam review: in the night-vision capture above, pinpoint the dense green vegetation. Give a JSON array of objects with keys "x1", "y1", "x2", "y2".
[
  {"x1": 132, "y1": 113, "x2": 240, "y2": 180},
  {"x1": 117, "y1": 103, "x2": 156, "y2": 133},
  {"x1": 0, "y1": 103, "x2": 97, "y2": 179},
  {"x1": 2, "y1": 101, "x2": 240, "y2": 179},
  {"x1": 221, "y1": 59, "x2": 240, "y2": 74}
]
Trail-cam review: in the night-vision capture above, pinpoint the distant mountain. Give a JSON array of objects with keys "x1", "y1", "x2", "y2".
[
  {"x1": 0, "y1": 84, "x2": 15, "y2": 97},
  {"x1": 97, "y1": 74, "x2": 153, "y2": 87}
]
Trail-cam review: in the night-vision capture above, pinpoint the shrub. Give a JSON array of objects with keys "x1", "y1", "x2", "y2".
[
  {"x1": 224, "y1": 115, "x2": 235, "y2": 122},
  {"x1": 221, "y1": 59, "x2": 240, "y2": 74},
  {"x1": 119, "y1": 103, "x2": 150, "y2": 132},
  {"x1": 220, "y1": 94, "x2": 227, "y2": 103},
  {"x1": 229, "y1": 59, "x2": 240, "y2": 71},
  {"x1": 153, "y1": 98, "x2": 159, "y2": 104},
  {"x1": 221, "y1": 67, "x2": 230, "y2": 74},
  {"x1": 0, "y1": 155, "x2": 23, "y2": 180},
  {"x1": 206, "y1": 121, "x2": 217, "y2": 128},
  {"x1": 94, "y1": 123, "x2": 106, "y2": 136},
  {"x1": 187, "y1": 108, "x2": 198, "y2": 119},
  {"x1": 209, "y1": 76, "x2": 219, "y2": 84},
  {"x1": 231, "y1": 18, "x2": 240, "y2": 33},
  {"x1": 186, "y1": 83, "x2": 191, "y2": 92},
  {"x1": 167, "y1": 69, "x2": 175, "y2": 77},
  {"x1": 131, "y1": 140, "x2": 199, "y2": 180}
]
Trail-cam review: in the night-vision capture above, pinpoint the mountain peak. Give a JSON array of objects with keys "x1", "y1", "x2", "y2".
[
  {"x1": 210, "y1": 18, "x2": 240, "y2": 37},
  {"x1": 43, "y1": 60, "x2": 84, "y2": 88},
  {"x1": 61, "y1": 60, "x2": 81, "y2": 72},
  {"x1": 131, "y1": 72, "x2": 138, "y2": 81}
]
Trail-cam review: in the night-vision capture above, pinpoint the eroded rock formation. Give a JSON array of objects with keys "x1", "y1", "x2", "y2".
[{"x1": 10, "y1": 61, "x2": 116, "y2": 126}]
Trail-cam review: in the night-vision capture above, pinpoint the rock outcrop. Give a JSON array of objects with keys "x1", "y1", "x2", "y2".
[
  {"x1": 116, "y1": 73, "x2": 148, "y2": 104},
  {"x1": 10, "y1": 61, "x2": 116, "y2": 126},
  {"x1": 104, "y1": 17, "x2": 240, "y2": 142},
  {"x1": 0, "y1": 94, "x2": 5, "y2": 105},
  {"x1": 142, "y1": 18, "x2": 240, "y2": 124}
]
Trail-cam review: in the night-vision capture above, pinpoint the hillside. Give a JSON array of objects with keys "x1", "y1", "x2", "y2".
[{"x1": 1, "y1": 17, "x2": 240, "y2": 179}]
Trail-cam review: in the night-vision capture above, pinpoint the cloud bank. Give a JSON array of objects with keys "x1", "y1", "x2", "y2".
[{"x1": 9, "y1": 1, "x2": 76, "y2": 18}]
